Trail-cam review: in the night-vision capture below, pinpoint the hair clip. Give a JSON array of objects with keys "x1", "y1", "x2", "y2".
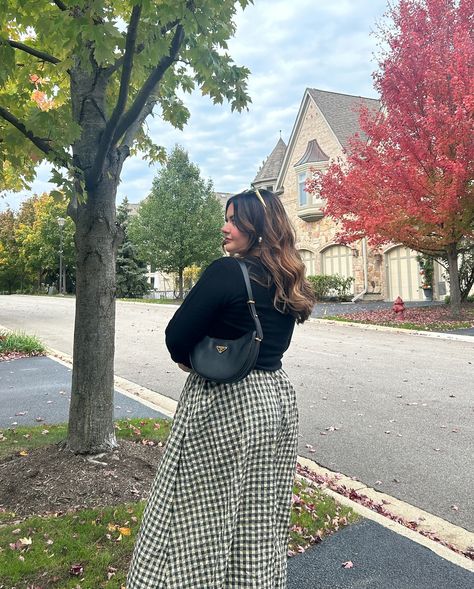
[{"x1": 254, "y1": 187, "x2": 267, "y2": 208}]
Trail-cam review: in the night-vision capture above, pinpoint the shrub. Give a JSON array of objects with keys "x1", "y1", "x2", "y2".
[{"x1": 307, "y1": 274, "x2": 354, "y2": 301}]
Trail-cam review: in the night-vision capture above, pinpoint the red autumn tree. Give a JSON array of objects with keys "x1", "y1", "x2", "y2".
[{"x1": 307, "y1": 0, "x2": 474, "y2": 314}]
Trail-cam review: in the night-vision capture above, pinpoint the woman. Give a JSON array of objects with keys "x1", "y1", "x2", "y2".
[{"x1": 127, "y1": 188, "x2": 315, "y2": 588}]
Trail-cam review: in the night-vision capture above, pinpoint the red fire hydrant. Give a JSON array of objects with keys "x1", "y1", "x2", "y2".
[{"x1": 392, "y1": 296, "x2": 405, "y2": 319}]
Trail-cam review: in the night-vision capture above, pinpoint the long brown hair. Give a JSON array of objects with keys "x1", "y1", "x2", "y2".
[{"x1": 226, "y1": 189, "x2": 315, "y2": 323}]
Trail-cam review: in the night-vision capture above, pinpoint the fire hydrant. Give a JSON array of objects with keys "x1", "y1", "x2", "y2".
[{"x1": 392, "y1": 296, "x2": 405, "y2": 319}]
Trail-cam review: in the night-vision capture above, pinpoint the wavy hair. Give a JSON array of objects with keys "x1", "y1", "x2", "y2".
[{"x1": 226, "y1": 189, "x2": 315, "y2": 323}]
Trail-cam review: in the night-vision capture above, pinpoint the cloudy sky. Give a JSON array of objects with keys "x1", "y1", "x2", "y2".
[{"x1": 1, "y1": 0, "x2": 388, "y2": 212}]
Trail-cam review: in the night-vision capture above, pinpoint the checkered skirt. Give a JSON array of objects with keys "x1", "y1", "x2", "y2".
[{"x1": 127, "y1": 369, "x2": 298, "y2": 588}]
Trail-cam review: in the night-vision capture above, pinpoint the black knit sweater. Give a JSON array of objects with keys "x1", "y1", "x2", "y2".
[{"x1": 165, "y1": 256, "x2": 295, "y2": 371}]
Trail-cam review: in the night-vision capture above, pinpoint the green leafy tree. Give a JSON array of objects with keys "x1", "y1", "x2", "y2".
[
  {"x1": 0, "y1": 1, "x2": 251, "y2": 453},
  {"x1": 116, "y1": 197, "x2": 149, "y2": 298},
  {"x1": 130, "y1": 146, "x2": 223, "y2": 299},
  {"x1": 16, "y1": 193, "x2": 75, "y2": 292},
  {"x1": 0, "y1": 208, "x2": 23, "y2": 293}
]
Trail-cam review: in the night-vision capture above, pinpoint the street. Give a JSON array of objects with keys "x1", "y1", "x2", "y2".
[{"x1": 0, "y1": 294, "x2": 472, "y2": 531}]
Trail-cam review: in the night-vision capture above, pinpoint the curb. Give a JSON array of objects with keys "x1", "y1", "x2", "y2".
[
  {"x1": 297, "y1": 456, "x2": 474, "y2": 572},
  {"x1": 309, "y1": 317, "x2": 474, "y2": 343}
]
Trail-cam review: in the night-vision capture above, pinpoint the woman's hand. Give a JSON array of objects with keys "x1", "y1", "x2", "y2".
[{"x1": 178, "y1": 363, "x2": 192, "y2": 373}]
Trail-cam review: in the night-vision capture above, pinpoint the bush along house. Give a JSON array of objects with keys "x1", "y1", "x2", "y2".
[{"x1": 253, "y1": 88, "x2": 447, "y2": 302}]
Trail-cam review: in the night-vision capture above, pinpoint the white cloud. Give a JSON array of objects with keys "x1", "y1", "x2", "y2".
[{"x1": 1, "y1": 0, "x2": 388, "y2": 211}]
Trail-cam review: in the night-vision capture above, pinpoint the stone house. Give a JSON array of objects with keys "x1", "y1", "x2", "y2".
[{"x1": 254, "y1": 88, "x2": 447, "y2": 301}]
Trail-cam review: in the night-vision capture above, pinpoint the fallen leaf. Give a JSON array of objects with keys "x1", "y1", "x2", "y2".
[
  {"x1": 15, "y1": 412, "x2": 27, "y2": 416},
  {"x1": 35, "y1": 417, "x2": 44, "y2": 422},
  {"x1": 342, "y1": 560, "x2": 354, "y2": 569},
  {"x1": 451, "y1": 505, "x2": 459, "y2": 512},
  {"x1": 118, "y1": 527, "x2": 131, "y2": 536},
  {"x1": 69, "y1": 563, "x2": 84, "y2": 576},
  {"x1": 19, "y1": 450, "x2": 28, "y2": 456}
]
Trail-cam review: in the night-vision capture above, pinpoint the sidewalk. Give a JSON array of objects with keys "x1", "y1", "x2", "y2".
[{"x1": 1, "y1": 355, "x2": 473, "y2": 587}]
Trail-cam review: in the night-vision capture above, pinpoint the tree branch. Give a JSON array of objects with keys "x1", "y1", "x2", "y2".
[
  {"x1": 105, "y1": 19, "x2": 179, "y2": 78},
  {"x1": 7, "y1": 40, "x2": 61, "y2": 64},
  {"x1": 0, "y1": 105, "x2": 70, "y2": 168},
  {"x1": 89, "y1": 4, "x2": 142, "y2": 183},
  {"x1": 111, "y1": 24, "x2": 184, "y2": 147},
  {"x1": 121, "y1": 96, "x2": 157, "y2": 151},
  {"x1": 53, "y1": 0, "x2": 68, "y2": 9}
]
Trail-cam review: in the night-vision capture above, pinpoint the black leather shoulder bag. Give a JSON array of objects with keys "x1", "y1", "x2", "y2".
[{"x1": 190, "y1": 258, "x2": 263, "y2": 384}]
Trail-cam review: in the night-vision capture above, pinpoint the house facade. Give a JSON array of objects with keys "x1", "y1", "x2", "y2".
[{"x1": 254, "y1": 88, "x2": 447, "y2": 301}]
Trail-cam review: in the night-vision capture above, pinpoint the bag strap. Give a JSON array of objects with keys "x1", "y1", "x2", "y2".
[{"x1": 235, "y1": 258, "x2": 264, "y2": 342}]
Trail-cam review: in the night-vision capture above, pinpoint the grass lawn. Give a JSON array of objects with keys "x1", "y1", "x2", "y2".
[
  {"x1": 0, "y1": 420, "x2": 357, "y2": 588},
  {"x1": 0, "y1": 330, "x2": 45, "y2": 359},
  {"x1": 324, "y1": 302, "x2": 474, "y2": 331}
]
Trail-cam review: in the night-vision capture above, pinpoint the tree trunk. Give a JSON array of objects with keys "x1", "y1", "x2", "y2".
[
  {"x1": 66, "y1": 174, "x2": 120, "y2": 453},
  {"x1": 178, "y1": 268, "x2": 184, "y2": 300},
  {"x1": 446, "y1": 243, "x2": 461, "y2": 317}
]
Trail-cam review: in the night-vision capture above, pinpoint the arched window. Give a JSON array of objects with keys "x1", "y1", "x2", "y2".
[{"x1": 299, "y1": 249, "x2": 315, "y2": 276}]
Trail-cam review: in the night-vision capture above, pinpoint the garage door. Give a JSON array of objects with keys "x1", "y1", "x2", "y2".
[
  {"x1": 386, "y1": 246, "x2": 423, "y2": 301},
  {"x1": 299, "y1": 249, "x2": 316, "y2": 276},
  {"x1": 321, "y1": 245, "x2": 354, "y2": 292}
]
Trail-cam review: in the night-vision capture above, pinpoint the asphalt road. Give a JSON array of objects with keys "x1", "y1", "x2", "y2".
[
  {"x1": 0, "y1": 355, "x2": 165, "y2": 428},
  {"x1": 0, "y1": 295, "x2": 473, "y2": 531},
  {"x1": 287, "y1": 519, "x2": 474, "y2": 589}
]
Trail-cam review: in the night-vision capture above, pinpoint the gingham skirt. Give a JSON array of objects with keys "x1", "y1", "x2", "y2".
[{"x1": 127, "y1": 369, "x2": 298, "y2": 589}]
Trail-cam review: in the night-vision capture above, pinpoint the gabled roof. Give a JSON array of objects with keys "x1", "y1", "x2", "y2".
[
  {"x1": 307, "y1": 88, "x2": 380, "y2": 149},
  {"x1": 253, "y1": 137, "x2": 287, "y2": 183},
  {"x1": 276, "y1": 88, "x2": 381, "y2": 190}
]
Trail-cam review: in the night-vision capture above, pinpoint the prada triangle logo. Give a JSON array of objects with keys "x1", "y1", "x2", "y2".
[{"x1": 216, "y1": 345, "x2": 228, "y2": 354}]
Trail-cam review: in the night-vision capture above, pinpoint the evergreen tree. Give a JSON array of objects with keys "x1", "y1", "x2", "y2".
[
  {"x1": 130, "y1": 146, "x2": 224, "y2": 299},
  {"x1": 116, "y1": 198, "x2": 149, "y2": 299}
]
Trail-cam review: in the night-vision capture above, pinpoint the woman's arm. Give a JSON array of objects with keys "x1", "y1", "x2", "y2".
[{"x1": 165, "y1": 258, "x2": 235, "y2": 366}]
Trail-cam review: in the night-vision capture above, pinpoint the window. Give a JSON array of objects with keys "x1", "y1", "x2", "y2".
[
  {"x1": 299, "y1": 249, "x2": 315, "y2": 276},
  {"x1": 298, "y1": 172, "x2": 307, "y2": 206}
]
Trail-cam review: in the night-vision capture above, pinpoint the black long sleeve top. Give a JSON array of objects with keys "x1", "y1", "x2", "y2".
[{"x1": 165, "y1": 256, "x2": 295, "y2": 371}]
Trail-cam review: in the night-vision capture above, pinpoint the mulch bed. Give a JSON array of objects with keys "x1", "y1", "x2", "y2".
[{"x1": 0, "y1": 441, "x2": 163, "y2": 518}]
